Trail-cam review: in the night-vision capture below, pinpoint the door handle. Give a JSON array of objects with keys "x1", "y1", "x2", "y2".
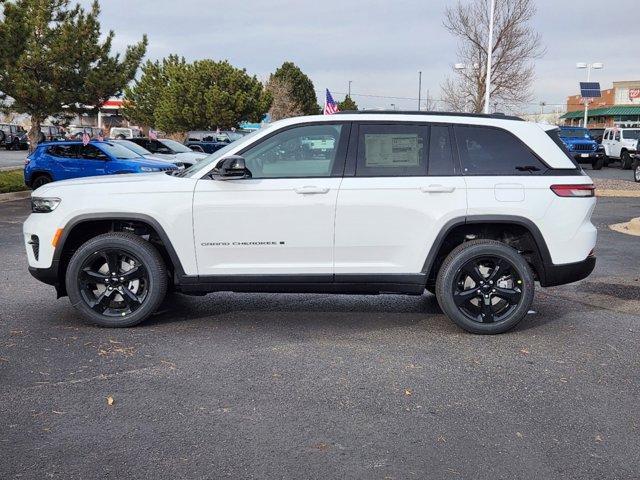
[
  {"x1": 294, "y1": 186, "x2": 330, "y2": 195},
  {"x1": 420, "y1": 185, "x2": 456, "y2": 193}
]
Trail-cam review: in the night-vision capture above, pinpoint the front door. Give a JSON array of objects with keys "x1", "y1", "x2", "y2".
[
  {"x1": 334, "y1": 123, "x2": 467, "y2": 275},
  {"x1": 193, "y1": 122, "x2": 350, "y2": 277}
]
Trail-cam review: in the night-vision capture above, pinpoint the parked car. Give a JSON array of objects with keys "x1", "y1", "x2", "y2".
[
  {"x1": 558, "y1": 126, "x2": 605, "y2": 169},
  {"x1": 38, "y1": 125, "x2": 66, "y2": 143},
  {"x1": 66, "y1": 126, "x2": 104, "y2": 140},
  {"x1": 0, "y1": 123, "x2": 28, "y2": 150},
  {"x1": 24, "y1": 141, "x2": 177, "y2": 189},
  {"x1": 601, "y1": 127, "x2": 640, "y2": 169},
  {"x1": 112, "y1": 139, "x2": 186, "y2": 170},
  {"x1": 128, "y1": 137, "x2": 206, "y2": 167},
  {"x1": 24, "y1": 112, "x2": 597, "y2": 334},
  {"x1": 109, "y1": 127, "x2": 143, "y2": 139},
  {"x1": 588, "y1": 128, "x2": 605, "y2": 144},
  {"x1": 184, "y1": 130, "x2": 246, "y2": 154}
]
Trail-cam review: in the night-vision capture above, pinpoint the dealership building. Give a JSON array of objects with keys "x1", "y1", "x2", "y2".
[{"x1": 561, "y1": 80, "x2": 640, "y2": 128}]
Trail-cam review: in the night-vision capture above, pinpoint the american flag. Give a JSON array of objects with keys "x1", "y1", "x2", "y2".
[
  {"x1": 149, "y1": 129, "x2": 158, "y2": 140},
  {"x1": 81, "y1": 131, "x2": 90, "y2": 146},
  {"x1": 323, "y1": 89, "x2": 339, "y2": 115}
]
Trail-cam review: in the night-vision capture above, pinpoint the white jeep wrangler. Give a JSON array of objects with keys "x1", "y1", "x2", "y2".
[
  {"x1": 601, "y1": 127, "x2": 640, "y2": 169},
  {"x1": 24, "y1": 112, "x2": 597, "y2": 334}
]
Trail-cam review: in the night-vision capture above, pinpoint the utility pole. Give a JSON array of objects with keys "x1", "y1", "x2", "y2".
[
  {"x1": 418, "y1": 71, "x2": 422, "y2": 111},
  {"x1": 484, "y1": 0, "x2": 496, "y2": 114},
  {"x1": 348, "y1": 80, "x2": 352, "y2": 97}
]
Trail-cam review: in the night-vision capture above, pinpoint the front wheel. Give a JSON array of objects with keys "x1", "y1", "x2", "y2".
[
  {"x1": 592, "y1": 157, "x2": 604, "y2": 170},
  {"x1": 435, "y1": 240, "x2": 535, "y2": 334},
  {"x1": 621, "y1": 151, "x2": 633, "y2": 170},
  {"x1": 65, "y1": 232, "x2": 168, "y2": 327}
]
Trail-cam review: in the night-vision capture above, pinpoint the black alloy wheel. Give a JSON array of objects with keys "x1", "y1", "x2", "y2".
[
  {"x1": 451, "y1": 256, "x2": 523, "y2": 324},
  {"x1": 66, "y1": 232, "x2": 167, "y2": 327},
  {"x1": 435, "y1": 239, "x2": 535, "y2": 334},
  {"x1": 78, "y1": 249, "x2": 149, "y2": 317}
]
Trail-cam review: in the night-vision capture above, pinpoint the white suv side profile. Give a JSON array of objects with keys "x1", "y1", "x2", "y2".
[
  {"x1": 23, "y1": 112, "x2": 597, "y2": 334},
  {"x1": 601, "y1": 127, "x2": 640, "y2": 169}
]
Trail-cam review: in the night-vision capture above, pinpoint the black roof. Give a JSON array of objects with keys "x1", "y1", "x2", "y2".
[{"x1": 335, "y1": 110, "x2": 523, "y2": 121}]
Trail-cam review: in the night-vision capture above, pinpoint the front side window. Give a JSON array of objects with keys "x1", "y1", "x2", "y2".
[
  {"x1": 455, "y1": 125, "x2": 546, "y2": 175},
  {"x1": 614, "y1": 131, "x2": 621, "y2": 141},
  {"x1": 241, "y1": 124, "x2": 345, "y2": 178},
  {"x1": 356, "y1": 124, "x2": 428, "y2": 177},
  {"x1": 79, "y1": 145, "x2": 109, "y2": 161},
  {"x1": 47, "y1": 145, "x2": 78, "y2": 158}
]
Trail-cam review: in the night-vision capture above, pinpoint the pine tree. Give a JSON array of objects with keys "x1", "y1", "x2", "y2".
[
  {"x1": 271, "y1": 62, "x2": 319, "y2": 116},
  {"x1": 338, "y1": 95, "x2": 358, "y2": 111},
  {"x1": 0, "y1": 0, "x2": 147, "y2": 149}
]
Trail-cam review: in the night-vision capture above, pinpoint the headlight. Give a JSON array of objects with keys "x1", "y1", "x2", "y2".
[
  {"x1": 31, "y1": 197, "x2": 61, "y2": 213},
  {"x1": 140, "y1": 166, "x2": 160, "y2": 172},
  {"x1": 567, "y1": 144, "x2": 574, "y2": 150}
]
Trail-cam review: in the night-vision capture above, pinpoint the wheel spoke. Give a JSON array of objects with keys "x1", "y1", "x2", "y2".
[
  {"x1": 460, "y1": 262, "x2": 484, "y2": 284},
  {"x1": 480, "y1": 298, "x2": 495, "y2": 323},
  {"x1": 119, "y1": 286, "x2": 142, "y2": 310},
  {"x1": 81, "y1": 268, "x2": 107, "y2": 284},
  {"x1": 453, "y1": 288, "x2": 480, "y2": 306},
  {"x1": 121, "y1": 264, "x2": 145, "y2": 282},
  {"x1": 493, "y1": 287, "x2": 522, "y2": 305},
  {"x1": 487, "y1": 258, "x2": 511, "y2": 282},
  {"x1": 90, "y1": 291, "x2": 111, "y2": 313},
  {"x1": 104, "y1": 251, "x2": 120, "y2": 275}
]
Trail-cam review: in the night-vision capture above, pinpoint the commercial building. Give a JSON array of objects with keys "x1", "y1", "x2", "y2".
[{"x1": 561, "y1": 80, "x2": 640, "y2": 128}]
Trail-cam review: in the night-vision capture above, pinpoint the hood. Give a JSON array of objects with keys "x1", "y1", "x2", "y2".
[
  {"x1": 35, "y1": 172, "x2": 169, "y2": 193},
  {"x1": 143, "y1": 154, "x2": 172, "y2": 163},
  {"x1": 174, "y1": 151, "x2": 207, "y2": 162}
]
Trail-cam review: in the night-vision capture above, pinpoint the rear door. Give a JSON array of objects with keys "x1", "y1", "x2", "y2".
[{"x1": 334, "y1": 122, "x2": 467, "y2": 276}]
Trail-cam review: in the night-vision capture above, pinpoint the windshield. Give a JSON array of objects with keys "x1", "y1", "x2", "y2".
[
  {"x1": 113, "y1": 139, "x2": 152, "y2": 156},
  {"x1": 560, "y1": 128, "x2": 590, "y2": 139},
  {"x1": 175, "y1": 128, "x2": 264, "y2": 177},
  {"x1": 622, "y1": 129, "x2": 640, "y2": 140},
  {"x1": 99, "y1": 142, "x2": 144, "y2": 160},
  {"x1": 160, "y1": 139, "x2": 192, "y2": 153}
]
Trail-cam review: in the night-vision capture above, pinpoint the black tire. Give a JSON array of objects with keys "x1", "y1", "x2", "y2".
[
  {"x1": 31, "y1": 174, "x2": 52, "y2": 189},
  {"x1": 0, "y1": 130, "x2": 5, "y2": 144},
  {"x1": 65, "y1": 232, "x2": 168, "y2": 327},
  {"x1": 633, "y1": 160, "x2": 640, "y2": 183},
  {"x1": 435, "y1": 239, "x2": 535, "y2": 334},
  {"x1": 621, "y1": 151, "x2": 633, "y2": 170},
  {"x1": 592, "y1": 157, "x2": 604, "y2": 170}
]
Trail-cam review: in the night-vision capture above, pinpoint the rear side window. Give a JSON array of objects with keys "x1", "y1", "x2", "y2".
[
  {"x1": 428, "y1": 125, "x2": 455, "y2": 175},
  {"x1": 47, "y1": 145, "x2": 78, "y2": 158},
  {"x1": 356, "y1": 124, "x2": 428, "y2": 176},
  {"x1": 454, "y1": 125, "x2": 546, "y2": 175}
]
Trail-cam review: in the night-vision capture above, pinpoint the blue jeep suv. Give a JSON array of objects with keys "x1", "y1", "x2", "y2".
[
  {"x1": 25, "y1": 141, "x2": 178, "y2": 189},
  {"x1": 558, "y1": 126, "x2": 605, "y2": 170}
]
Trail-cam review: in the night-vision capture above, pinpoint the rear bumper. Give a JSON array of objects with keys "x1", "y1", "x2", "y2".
[{"x1": 540, "y1": 255, "x2": 596, "y2": 287}]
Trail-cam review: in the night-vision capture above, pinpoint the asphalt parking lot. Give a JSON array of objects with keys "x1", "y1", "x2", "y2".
[
  {"x1": 1, "y1": 195, "x2": 639, "y2": 479},
  {"x1": 0, "y1": 149, "x2": 28, "y2": 169}
]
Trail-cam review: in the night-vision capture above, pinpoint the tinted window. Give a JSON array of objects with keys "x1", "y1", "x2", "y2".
[
  {"x1": 455, "y1": 126, "x2": 545, "y2": 175},
  {"x1": 99, "y1": 143, "x2": 143, "y2": 160},
  {"x1": 614, "y1": 131, "x2": 620, "y2": 141},
  {"x1": 356, "y1": 124, "x2": 428, "y2": 177},
  {"x1": 159, "y1": 139, "x2": 192, "y2": 153},
  {"x1": 428, "y1": 125, "x2": 454, "y2": 175},
  {"x1": 242, "y1": 124, "x2": 345, "y2": 178},
  {"x1": 79, "y1": 145, "x2": 108, "y2": 160},
  {"x1": 47, "y1": 145, "x2": 78, "y2": 158}
]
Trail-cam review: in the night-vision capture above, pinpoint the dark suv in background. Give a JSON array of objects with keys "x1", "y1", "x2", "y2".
[{"x1": 0, "y1": 124, "x2": 28, "y2": 150}]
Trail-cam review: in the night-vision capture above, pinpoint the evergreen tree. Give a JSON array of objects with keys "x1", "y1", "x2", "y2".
[
  {"x1": 271, "y1": 62, "x2": 319, "y2": 116},
  {"x1": 0, "y1": 0, "x2": 147, "y2": 148},
  {"x1": 338, "y1": 95, "x2": 358, "y2": 111}
]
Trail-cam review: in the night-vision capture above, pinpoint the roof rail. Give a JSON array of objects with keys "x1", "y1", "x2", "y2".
[{"x1": 335, "y1": 110, "x2": 523, "y2": 121}]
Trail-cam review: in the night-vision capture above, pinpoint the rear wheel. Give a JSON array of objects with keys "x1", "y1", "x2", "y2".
[
  {"x1": 633, "y1": 159, "x2": 640, "y2": 183},
  {"x1": 31, "y1": 174, "x2": 52, "y2": 189},
  {"x1": 435, "y1": 240, "x2": 535, "y2": 334},
  {"x1": 621, "y1": 151, "x2": 633, "y2": 170},
  {"x1": 65, "y1": 232, "x2": 168, "y2": 327}
]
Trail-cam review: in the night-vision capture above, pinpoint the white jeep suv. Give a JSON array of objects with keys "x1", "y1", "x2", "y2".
[
  {"x1": 601, "y1": 127, "x2": 640, "y2": 169},
  {"x1": 23, "y1": 112, "x2": 597, "y2": 334}
]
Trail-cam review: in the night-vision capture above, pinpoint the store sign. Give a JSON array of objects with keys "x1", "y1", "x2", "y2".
[{"x1": 629, "y1": 89, "x2": 640, "y2": 99}]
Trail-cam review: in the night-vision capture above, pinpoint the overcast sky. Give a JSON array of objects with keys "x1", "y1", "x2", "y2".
[{"x1": 85, "y1": 0, "x2": 640, "y2": 113}]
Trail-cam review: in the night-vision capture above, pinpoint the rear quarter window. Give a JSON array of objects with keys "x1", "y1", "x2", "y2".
[{"x1": 454, "y1": 125, "x2": 547, "y2": 175}]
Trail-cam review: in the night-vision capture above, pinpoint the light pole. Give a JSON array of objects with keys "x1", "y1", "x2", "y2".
[
  {"x1": 484, "y1": 0, "x2": 496, "y2": 114},
  {"x1": 576, "y1": 62, "x2": 604, "y2": 128},
  {"x1": 348, "y1": 80, "x2": 352, "y2": 97},
  {"x1": 418, "y1": 71, "x2": 422, "y2": 111}
]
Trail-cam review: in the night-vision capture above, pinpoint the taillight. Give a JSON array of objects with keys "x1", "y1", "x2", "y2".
[{"x1": 550, "y1": 184, "x2": 595, "y2": 197}]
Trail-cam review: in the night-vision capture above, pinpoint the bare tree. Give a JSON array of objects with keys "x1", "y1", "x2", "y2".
[
  {"x1": 264, "y1": 76, "x2": 304, "y2": 121},
  {"x1": 441, "y1": 0, "x2": 545, "y2": 113}
]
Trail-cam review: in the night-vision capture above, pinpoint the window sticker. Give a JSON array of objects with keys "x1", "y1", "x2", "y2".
[{"x1": 364, "y1": 134, "x2": 420, "y2": 167}]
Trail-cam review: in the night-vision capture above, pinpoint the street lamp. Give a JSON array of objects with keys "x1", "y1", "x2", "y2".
[
  {"x1": 576, "y1": 62, "x2": 604, "y2": 127},
  {"x1": 484, "y1": 0, "x2": 496, "y2": 114},
  {"x1": 453, "y1": 63, "x2": 479, "y2": 112}
]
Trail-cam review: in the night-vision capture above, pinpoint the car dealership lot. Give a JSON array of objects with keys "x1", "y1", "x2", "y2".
[{"x1": 1, "y1": 197, "x2": 639, "y2": 479}]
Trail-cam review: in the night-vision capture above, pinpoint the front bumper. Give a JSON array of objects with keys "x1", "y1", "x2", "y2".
[
  {"x1": 572, "y1": 151, "x2": 604, "y2": 163},
  {"x1": 540, "y1": 255, "x2": 596, "y2": 287}
]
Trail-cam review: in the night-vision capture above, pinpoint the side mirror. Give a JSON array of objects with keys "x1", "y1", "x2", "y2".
[{"x1": 211, "y1": 155, "x2": 251, "y2": 180}]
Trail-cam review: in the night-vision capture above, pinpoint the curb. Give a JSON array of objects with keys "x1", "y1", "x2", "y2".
[
  {"x1": 609, "y1": 217, "x2": 640, "y2": 237},
  {"x1": 0, "y1": 165, "x2": 23, "y2": 172},
  {"x1": 0, "y1": 190, "x2": 30, "y2": 203}
]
